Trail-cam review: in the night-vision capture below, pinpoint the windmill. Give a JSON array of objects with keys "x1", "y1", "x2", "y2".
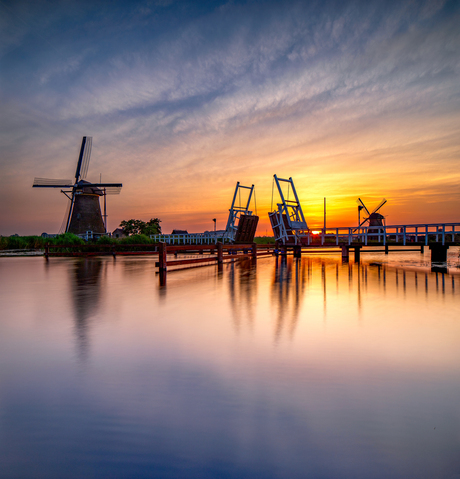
[
  {"x1": 357, "y1": 198, "x2": 387, "y2": 229},
  {"x1": 33, "y1": 137, "x2": 122, "y2": 236}
]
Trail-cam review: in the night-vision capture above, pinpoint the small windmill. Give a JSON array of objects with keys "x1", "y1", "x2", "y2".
[
  {"x1": 357, "y1": 198, "x2": 387, "y2": 228},
  {"x1": 33, "y1": 137, "x2": 122, "y2": 236}
]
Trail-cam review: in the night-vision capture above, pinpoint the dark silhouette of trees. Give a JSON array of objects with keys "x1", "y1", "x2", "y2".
[{"x1": 119, "y1": 218, "x2": 161, "y2": 236}]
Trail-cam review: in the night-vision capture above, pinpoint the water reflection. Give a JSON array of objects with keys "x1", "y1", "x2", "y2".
[
  {"x1": 264, "y1": 256, "x2": 459, "y2": 342},
  {"x1": 271, "y1": 256, "x2": 306, "y2": 341},
  {"x1": 1, "y1": 254, "x2": 459, "y2": 479},
  {"x1": 70, "y1": 258, "x2": 103, "y2": 363},
  {"x1": 228, "y1": 258, "x2": 257, "y2": 332}
]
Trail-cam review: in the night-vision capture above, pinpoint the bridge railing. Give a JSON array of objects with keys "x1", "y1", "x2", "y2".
[
  {"x1": 305, "y1": 223, "x2": 460, "y2": 246},
  {"x1": 150, "y1": 232, "x2": 230, "y2": 245}
]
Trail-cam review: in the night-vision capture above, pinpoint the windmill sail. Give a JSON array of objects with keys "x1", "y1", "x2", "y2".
[
  {"x1": 74, "y1": 136, "x2": 92, "y2": 182},
  {"x1": 79, "y1": 136, "x2": 92, "y2": 180},
  {"x1": 33, "y1": 178, "x2": 73, "y2": 187},
  {"x1": 371, "y1": 198, "x2": 387, "y2": 214},
  {"x1": 357, "y1": 198, "x2": 370, "y2": 216}
]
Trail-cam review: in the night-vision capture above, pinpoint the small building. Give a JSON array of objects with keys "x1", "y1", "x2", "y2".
[
  {"x1": 112, "y1": 228, "x2": 127, "y2": 238},
  {"x1": 171, "y1": 229, "x2": 188, "y2": 235}
]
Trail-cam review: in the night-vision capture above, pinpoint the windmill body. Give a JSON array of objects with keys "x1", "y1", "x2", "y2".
[
  {"x1": 67, "y1": 181, "x2": 106, "y2": 235},
  {"x1": 368, "y1": 212, "x2": 385, "y2": 228},
  {"x1": 356, "y1": 198, "x2": 387, "y2": 239},
  {"x1": 33, "y1": 137, "x2": 122, "y2": 236}
]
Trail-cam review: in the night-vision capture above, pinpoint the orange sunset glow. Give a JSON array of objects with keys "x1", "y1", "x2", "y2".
[{"x1": 1, "y1": 1, "x2": 459, "y2": 236}]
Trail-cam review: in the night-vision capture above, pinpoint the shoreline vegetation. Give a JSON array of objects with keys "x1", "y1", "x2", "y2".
[{"x1": 0, "y1": 234, "x2": 277, "y2": 252}]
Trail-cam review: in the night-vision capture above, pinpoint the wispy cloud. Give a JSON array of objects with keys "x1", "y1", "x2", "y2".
[{"x1": 0, "y1": 0, "x2": 459, "y2": 234}]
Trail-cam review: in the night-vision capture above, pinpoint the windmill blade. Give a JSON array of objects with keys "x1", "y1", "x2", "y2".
[
  {"x1": 33, "y1": 177, "x2": 73, "y2": 187},
  {"x1": 352, "y1": 215, "x2": 370, "y2": 232},
  {"x1": 104, "y1": 186, "x2": 122, "y2": 195},
  {"x1": 83, "y1": 183, "x2": 123, "y2": 188},
  {"x1": 80, "y1": 136, "x2": 92, "y2": 180},
  {"x1": 372, "y1": 198, "x2": 387, "y2": 214},
  {"x1": 74, "y1": 136, "x2": 92, "y2": 182},
  {"x1": 357, "y1": 198, "x2": 370, "y2": 215}
]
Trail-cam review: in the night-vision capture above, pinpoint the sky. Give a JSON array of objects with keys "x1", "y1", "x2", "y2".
[{"x1": 1, "y1": 0, "x2": 459, "y2": 236}]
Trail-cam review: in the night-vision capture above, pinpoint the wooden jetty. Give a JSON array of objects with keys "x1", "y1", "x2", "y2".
[{"x1": 43, "y1": 242, "x2": 274, "y2": 267}]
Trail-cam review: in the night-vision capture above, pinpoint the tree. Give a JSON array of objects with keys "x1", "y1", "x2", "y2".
[
  {"x1": 119, "y1": 218, "x2": 161, "y2": 236},
  {"x1": 141, "y1": 218, "x2": 161, "y2": 236}
]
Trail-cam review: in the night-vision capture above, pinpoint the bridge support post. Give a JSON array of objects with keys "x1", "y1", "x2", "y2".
[
  {"x1": 252, "y1": 242, "x2": 257, "y2": 260},
  {"x1": 354, "y1": 246, "x2": 362, "y2": 262},
  {"x1": 429, "y1": 244, "x2": 449, "y2": 263},
  {"x1": 420, "y1": 244, "x2": 424, "y2": 254},
  {"x1": 293, "y1": 245, "x2": 301, "y2": 258},
  {"x1": 159, "y1": 242, "x2": 167, "y2": 271},
  {"x1": 341, "y1": 245, "x2": 349, "y2": 260},
  {"x1": 385, "y1": 244, "x2": 389, "y2": 255}
]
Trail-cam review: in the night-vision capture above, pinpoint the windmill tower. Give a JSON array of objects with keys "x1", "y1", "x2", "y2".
[
  {"x1": 33, "y1": 137, "x2": 122, "y2": 236},
  {"x1": 357, "y1": 198, "x2": 387, "y2": 228},
  {"x1": 356, "y1": 198, "x2": 387, "y2": 242}
]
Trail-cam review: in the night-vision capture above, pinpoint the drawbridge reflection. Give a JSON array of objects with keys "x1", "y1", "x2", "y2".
[
  {"x1": 227, "y1": 258, "x2": 258, "y2": 332},
  {"x1": 227, "y1": 256, "x2": 458, "y2": 342}
]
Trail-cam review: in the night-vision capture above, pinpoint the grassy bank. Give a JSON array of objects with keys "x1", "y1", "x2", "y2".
[{"x1": 0, "y1": 233, "x2": 160, "y2": 251}]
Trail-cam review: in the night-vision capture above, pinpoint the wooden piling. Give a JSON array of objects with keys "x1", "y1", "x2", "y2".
[
  {"x1": 159, "y1": 242, "x2": 167, "y2": 270},
  {"x1": 354, "y1": 246, "x2": 361, "y2": 262},
  {"x1": 252, "y1": 242, "x2": 257, "y2": 260},
  {"x1": 429, "y1": 244, "x2": 449, "y2": 262},
  {"x1": 217, "y1": 242, "x2": 223, "y2": 264}
]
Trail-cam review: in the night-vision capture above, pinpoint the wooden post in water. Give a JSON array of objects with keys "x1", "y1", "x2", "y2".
[
  {"x1": 45, "y1": 243, "x2": 49, "y2": 259},
  {"x1": 252, "y1": 242, "x2": 257, "y2": 260},
  {"x1": 159, "y1": 242, "x2": 167, "y2": 271},
  {"x1": 429, "y1": 244, "x2": 449, "y2": 263},
  {"x1": 354, "y1": 246, "x2": 361, "y2": 262},
  {"x1": 217, "y1": 242, "x2": 223, "y2": 264}
]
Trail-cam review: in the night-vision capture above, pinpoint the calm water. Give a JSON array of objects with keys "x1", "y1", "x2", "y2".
[{"x1": 1, "y1": 249, "x2": 460, "y2": 478}]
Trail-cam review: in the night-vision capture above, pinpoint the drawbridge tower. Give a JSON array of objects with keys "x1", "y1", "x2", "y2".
[{"x1": 269, "y1": 175, "x2": 309, "y2": 245}]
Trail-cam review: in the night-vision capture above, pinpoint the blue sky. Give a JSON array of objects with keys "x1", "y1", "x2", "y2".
[{"x1": 1, "y1": 0, "x2": 459, "y2": 235}]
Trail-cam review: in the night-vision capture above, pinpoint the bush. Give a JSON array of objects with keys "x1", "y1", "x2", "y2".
[
  {"x1": 97, "y1": 235, "x2": 118, "y2": 245},
  {"x1": 50, "y1": 233, "x2": 85, "y2": 246},
  {"x1": 120, "y1": 234, "x2": 153, "y2": 245},
  {"x1": 0, "y1": 235, "x2": 48, "y2": 250}
]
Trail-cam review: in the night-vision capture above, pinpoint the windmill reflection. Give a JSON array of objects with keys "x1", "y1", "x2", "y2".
[{"x1": 70, "y1": 258, "x2": 104, "y2": 363}]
